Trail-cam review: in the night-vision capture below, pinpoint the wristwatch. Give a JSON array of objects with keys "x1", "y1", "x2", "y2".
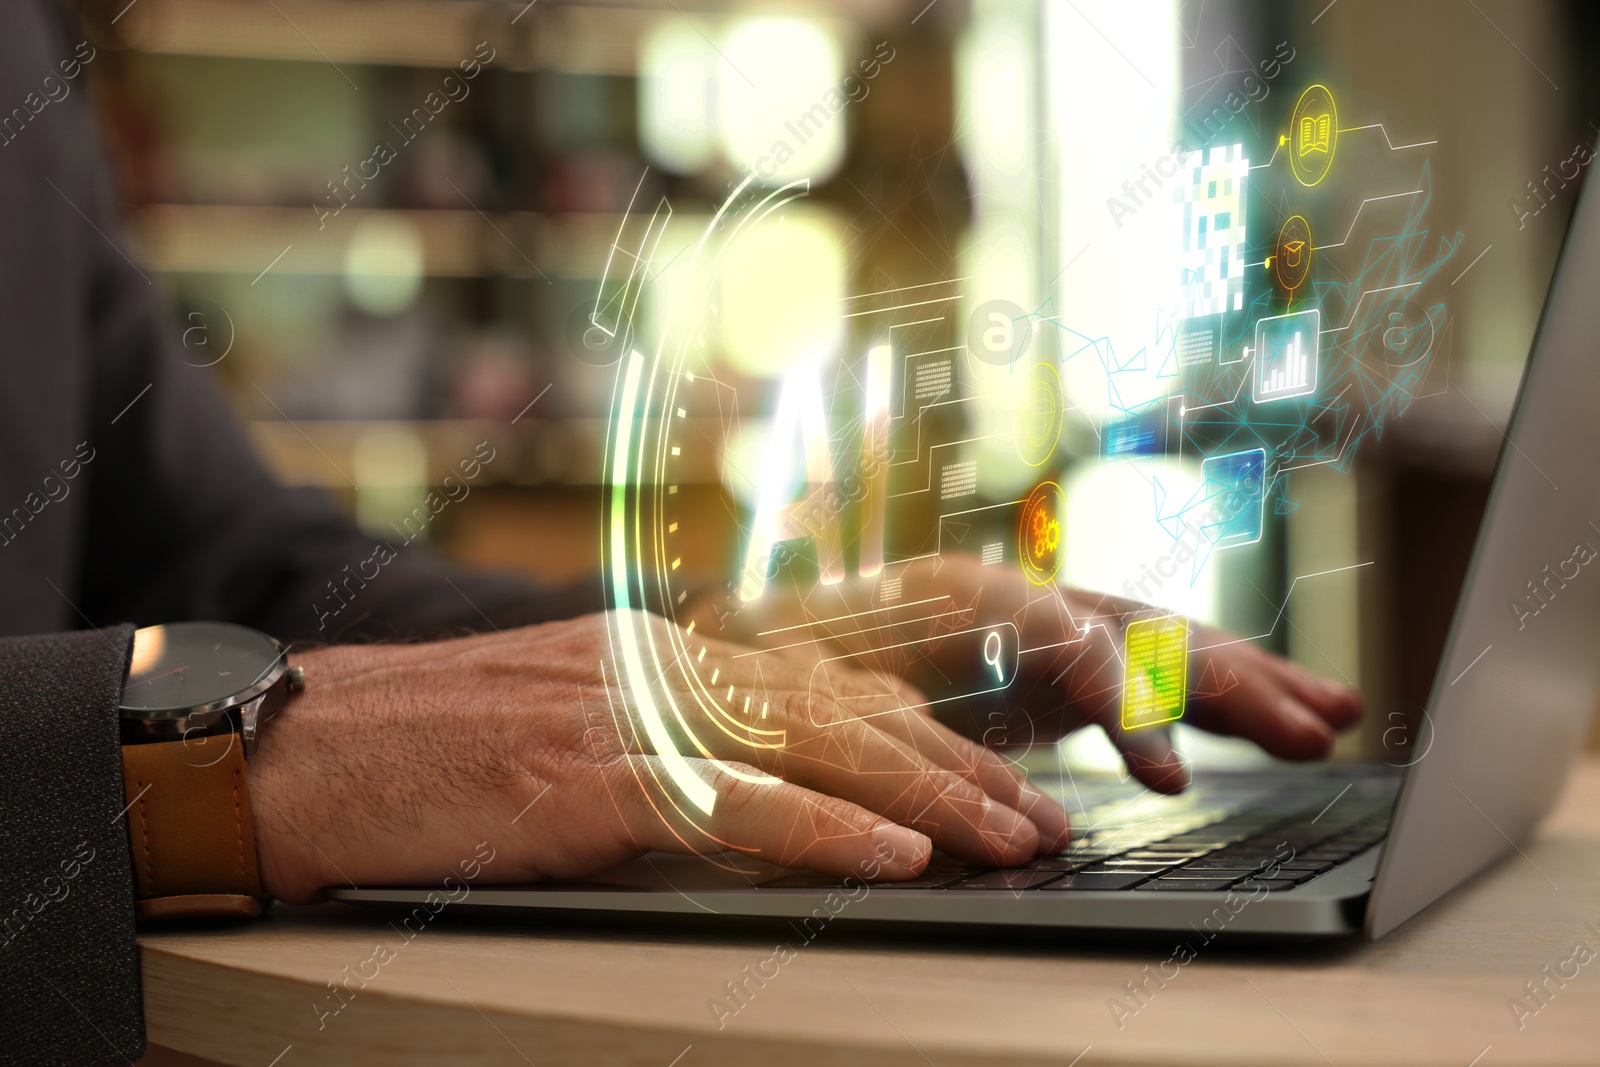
[{"x1": 118, "y1": 621, "x2": 304, "y2": 921}]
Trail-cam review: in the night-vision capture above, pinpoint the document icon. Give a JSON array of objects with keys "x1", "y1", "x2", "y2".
[{"x1": 1122, "y1": 616, "x2": 1189, "y2": 731}]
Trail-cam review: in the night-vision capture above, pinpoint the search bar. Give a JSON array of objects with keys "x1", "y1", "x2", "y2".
[{"x1": 805, "y1": 621, "x2": 1020, "y2": 718}]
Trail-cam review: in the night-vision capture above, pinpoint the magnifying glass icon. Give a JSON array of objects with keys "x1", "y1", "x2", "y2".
[{"x1": 983, "y1": 630, "x2": 1005, "y2": 686}]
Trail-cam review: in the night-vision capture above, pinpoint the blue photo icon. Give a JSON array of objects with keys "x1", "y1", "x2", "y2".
[{"x1": 1200, "y1": 447, "x2": 1267, "y2": 549}]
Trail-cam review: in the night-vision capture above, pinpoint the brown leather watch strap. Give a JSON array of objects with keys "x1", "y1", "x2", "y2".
[{"x1": 120, "y1": 734, "x2": 267, "y2": 921}]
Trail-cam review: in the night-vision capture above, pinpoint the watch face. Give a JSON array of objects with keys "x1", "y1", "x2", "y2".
[{"x1": 122, "y1": 621, "x2": 284, "y2": 715}]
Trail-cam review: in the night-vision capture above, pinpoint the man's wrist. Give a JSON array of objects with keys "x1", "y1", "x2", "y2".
[{"x1": 249, "y1": 643, "x2": 357, "y2": 903}]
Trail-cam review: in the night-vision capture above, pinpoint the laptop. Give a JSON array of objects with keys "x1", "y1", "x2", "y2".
[{"x1": 336, "y1": 89, "x2": 1600, "y2": 946}]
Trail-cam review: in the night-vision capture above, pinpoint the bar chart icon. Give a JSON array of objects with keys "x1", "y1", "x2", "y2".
[{"x1": 1251, "y1": 309, "x2": 1320, "y2": 402}]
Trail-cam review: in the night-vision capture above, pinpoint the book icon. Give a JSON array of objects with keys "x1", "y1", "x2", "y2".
[
  {"x1": 1289, "y1": 85, "x2": 1338, "y2": 186},
  {"x1": 1299, "y1": 112, "x2": 1332, "y2": 156}
]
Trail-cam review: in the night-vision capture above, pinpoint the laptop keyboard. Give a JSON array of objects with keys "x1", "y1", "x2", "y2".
[{"x1": 761, "y1": 773, "x2": 1396, "y2": 893}]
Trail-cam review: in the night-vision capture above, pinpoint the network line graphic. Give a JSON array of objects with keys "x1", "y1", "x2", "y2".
[{"x1": 1033, "y1": 89, "x2": 1461, "y2": 595}]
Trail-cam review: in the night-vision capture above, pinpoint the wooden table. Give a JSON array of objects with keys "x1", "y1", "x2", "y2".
[{"x1": 139, "y1": 758, "x2": 1600, "y2": 1066}]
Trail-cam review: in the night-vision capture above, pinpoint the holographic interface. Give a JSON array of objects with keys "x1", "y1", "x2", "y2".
[{"x1": 588, "y1": 33, "x2": 1461, "y2": 831}]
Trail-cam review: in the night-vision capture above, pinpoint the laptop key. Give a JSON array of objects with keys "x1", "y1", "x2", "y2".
[
  {"x1": 1060, "y1": 848, "x2": 1121, "y2": 861},
  {"x1": 1035, "y1": 872, "x2": 1151, "y2": 890},
  {"x1": 1135, "y1": 878, "x2": 1242, "y2": 891},
  {"x1": 1202, "y1": 856, "x2": 1283, "y2": 870},
  {"x1": 1272, "y1": 861, "x2": 1337, "y2": 876},
  {"x1": 1257, "y1": 870, "x2": 1317, "y2": 885},
  {"x1": 947, "y1": 870, "x2": 1065, "y2": 890},
  {"x1": 1022, "y1": 857, "x2": 1094, "y2": 871},
  {"x1": 1077, "y1": 861, "x2": 1175, "y2": 875},
  {"x1": 1179, "y1": 831, "x2": 1244, "y2": 841},
  {"x1": 1181, "y1": 857, "x2": 1272, "y2": 870},
  {"x1": 1166, "y1": 867, "x2": 1260, "y2": 879},
  {"x1": 1249, "y1": 878, "x2": 1309, "y2": 892},
  {"x1": 863, "y1": 876, "x2": 967, "y2": 889},
  {"x1": 922, "y1": 859, "x2": 977, "y2": 873},
  {"x1": 1208, "y1": 845, "x2": 1290, "y2": 858}
]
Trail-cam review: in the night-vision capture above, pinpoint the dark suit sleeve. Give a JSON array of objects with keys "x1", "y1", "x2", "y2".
[
  {"x1": 71, "y1": 194, "x2": 603, "y2": 641},
  {"x1": 0, "y1": 626, "x2": 142, "y2": 1067},
  {"x1": 0, "y1": 1, "x2": 600, "y2": 1062},
  {"x1": 64, "y1": 107, "x2": 600, "y2": 646}
]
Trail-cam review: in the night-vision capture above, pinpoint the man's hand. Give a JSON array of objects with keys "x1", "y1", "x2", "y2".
[
  {"x1": 715, "y1": 554, "x2": 1364, "y2": 795},
  {"x1": 253, "y1": 551, "x2": 1363, "y2": 901},
  {"x1": 250, "y1": 611, "x2": 1072, "y2": 902}
]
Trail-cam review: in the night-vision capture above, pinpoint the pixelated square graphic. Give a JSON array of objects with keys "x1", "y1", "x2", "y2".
[{"x1": 1177, "y1": 143, "x2": 1249, "y2": 320}]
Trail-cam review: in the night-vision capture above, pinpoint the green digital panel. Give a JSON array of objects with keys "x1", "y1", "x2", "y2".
[{"x1": 1122, "y1": 616, "x2": 1189, "y2": 731}]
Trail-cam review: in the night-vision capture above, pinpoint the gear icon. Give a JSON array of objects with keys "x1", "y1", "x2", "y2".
[
  {"x1": 1029, "y1": 507, "x2": 1059, "y2": 561},
  {"x1": 1018, "y1": 481, "x2": 1064, "y2": 585}
]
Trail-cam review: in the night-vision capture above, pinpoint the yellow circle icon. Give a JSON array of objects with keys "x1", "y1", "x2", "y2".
[
  {"x1": 1015, "y1": 362, "x2": 1064, "y2": 467},
  {"x1": 1289, "y1": 84, "x2": 1338, "y2": 187}
]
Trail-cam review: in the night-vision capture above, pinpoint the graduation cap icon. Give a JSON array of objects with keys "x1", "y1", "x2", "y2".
[{"x1": 1282, "y1": 239, "x2": 1306, "y2": 268}]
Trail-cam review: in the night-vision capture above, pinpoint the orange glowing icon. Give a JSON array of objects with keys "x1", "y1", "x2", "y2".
[
  {"x1": 1018, "y1": 481, "x2": 1063, "y2": 585},
  {"x1": 1273, "y1": 215, "x2": 1313, "y2": 293}
]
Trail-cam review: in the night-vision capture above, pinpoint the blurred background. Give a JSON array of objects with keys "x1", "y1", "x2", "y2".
[{"x1": 72, "y1": 0, "x2": 1600, "y2": 761}]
